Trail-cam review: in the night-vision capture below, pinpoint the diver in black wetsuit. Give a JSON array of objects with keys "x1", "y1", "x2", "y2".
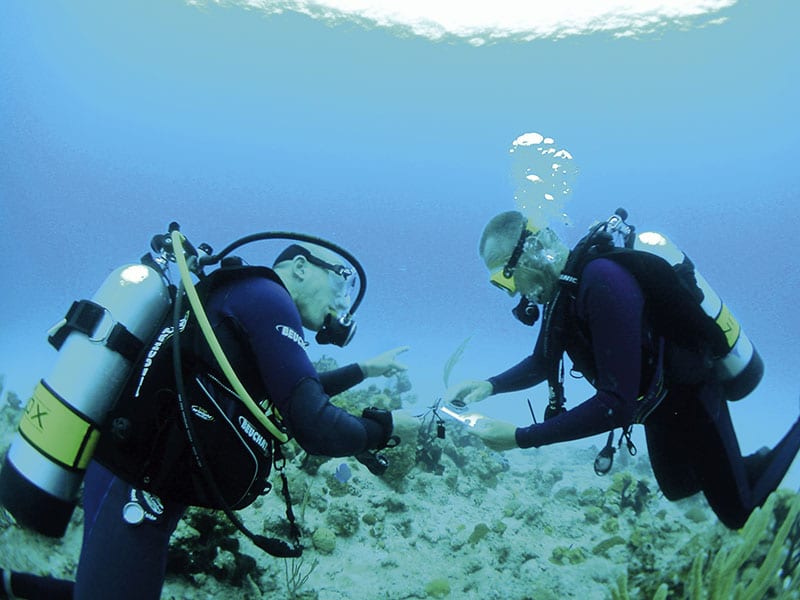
[
  {"x1": 447, "y1": 210, "x2": 800, "y2": 529},
  {"x1": 2, "y1": 241, "x2": 409, "y2": 600}
]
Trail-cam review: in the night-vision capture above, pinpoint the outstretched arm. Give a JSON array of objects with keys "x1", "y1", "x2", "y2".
[
  {"x1": 475, "y1": 260, "x2": 647, "y2": 451},
  {"x1": 320, "y1": 346, "x2": 410, "y2": 396}
]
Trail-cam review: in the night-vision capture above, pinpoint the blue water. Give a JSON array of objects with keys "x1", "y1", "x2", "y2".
[{"x1": 1, "y1": 1, "x2": 798, "y2": 489}]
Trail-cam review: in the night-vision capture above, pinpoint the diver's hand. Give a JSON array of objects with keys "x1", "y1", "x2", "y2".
[
  {"x1": 359, "y1": 346, "x2": 410, "y2": 378},
  {"x1": 445, "y1": 380, "x2": 493, "y2": 405},
  {"x1": 471, "y1": 417, "x2": 518, "y2": 452},
  {"x1": 391, "y1": 409, "x2": 417, "y2": 431},
  {"x1": 389, "y1": 409, "x2": 417, "y2": 447}
]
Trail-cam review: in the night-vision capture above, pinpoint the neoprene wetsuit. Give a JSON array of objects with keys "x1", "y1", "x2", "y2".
[
  {"x1": 488, "y1": 258, "x2": 800, "y2": 529},
  {"x1": 5, "y1": 271, "x2": 389, "y2": 600}
]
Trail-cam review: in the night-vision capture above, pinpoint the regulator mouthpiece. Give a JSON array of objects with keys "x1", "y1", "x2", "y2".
[
  {"x1": 512, "y1": 297, "x2": 540, "y2": 326},
  {"x1": 315, "y1": 313, "x2": 357, "y2": 347}
]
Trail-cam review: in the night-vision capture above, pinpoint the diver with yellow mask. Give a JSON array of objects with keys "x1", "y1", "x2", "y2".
[{"x1": 447, "y1": 208, "x2": 800, "y2": 530}]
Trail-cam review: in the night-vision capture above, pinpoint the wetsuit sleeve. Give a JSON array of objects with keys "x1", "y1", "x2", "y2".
[
  {"x1": 319, "y1": 364, "x2": 365, "y2": 397},
  {"x1": 206, "y1": 276, "x2": 383, "y2": 456},
  {"x1": 488, "y1": 327, "x2": 548, "y2": 393},
  {"x1": 284, "y1": 378, "x2": 386, "y2": 455},
  {"x1": 515, "y1": 259, "x2": 644, "y2": 448}
]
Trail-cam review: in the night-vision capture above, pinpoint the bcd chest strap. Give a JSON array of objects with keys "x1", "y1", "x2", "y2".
[{"x1": 540, "y1": 231, "x2": 616, "y2": 421}]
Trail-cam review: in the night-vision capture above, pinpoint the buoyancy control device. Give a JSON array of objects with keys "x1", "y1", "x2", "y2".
[
  {"x1": 630, "y1": 226, "x2": 763, "y2": 400},
  {"x1": 542, "y1": 208, "x2": 763, "y2": 419},
  {"x1": 610, "y1": 209, "x2": 762, "y2": 400},
  {"x1": 0, "y1": 223, "x2": 368, "y2": 542}
]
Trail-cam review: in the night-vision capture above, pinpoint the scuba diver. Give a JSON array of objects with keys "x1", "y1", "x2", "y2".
[
  {"x1": 445, "y1": 209, "x2": 800, "y2": 530},
  {"x1": 0, "y1": 228, "x2": 409, "y2": 600}
]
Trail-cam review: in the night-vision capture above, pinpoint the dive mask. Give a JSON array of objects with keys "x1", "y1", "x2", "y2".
[
  {"x1": 490, "y1": 225, "x2": 567, "y2": 302},
  {"x1": 488, "y1": 220, "x2": 538, "y2": 295},
  {"x1": 274, "y1": 243, "x2": 354, "y2": 281},
  {"x1": 317, "y1": 257, "x2": 358, "y2": 347},
  {"x1": 274, "y1": 243, "x2": 360, "y2": 347}
]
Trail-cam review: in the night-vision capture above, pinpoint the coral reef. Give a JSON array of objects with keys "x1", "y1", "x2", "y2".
[
  {"x1": 167, "y1": 508, "x2": 261, "y2": 588},
  {"x1": 2, "y1": 367, "x2": 800, "y2": 600},
  {"x1": 311, "y1": 527, "x2": 336, "y2": 554},
  {"x1": 612, "y1": 489, "x2": 800, "y2": 599},
  {"x1": 283, "y1": 556, "x2": 319, "y2": 599},
  {"x1": 425, "y1": 577, "x2": 451, "y2": 598},
  {"x1": 380, "y1": 409, "x2": 420, "y2": 490},
  {"x1": 325, "y1": 501, "x2": 361, "y2": 537},
  {"x1": 686, "y1": 490, "x2": 800, "y2": 599}
]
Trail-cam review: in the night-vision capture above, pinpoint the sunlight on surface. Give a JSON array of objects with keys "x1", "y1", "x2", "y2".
[{"x1": 189, "y1": 0, "x2": 738, "y2": 43}]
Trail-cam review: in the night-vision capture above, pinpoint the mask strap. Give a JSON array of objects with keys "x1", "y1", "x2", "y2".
[{"x1": 503, "y1": 228, "x2": 533, "y2": 278}]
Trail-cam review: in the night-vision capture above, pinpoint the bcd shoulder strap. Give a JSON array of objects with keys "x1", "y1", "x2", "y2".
[
  {"x1": 96, "y1": 263, "x2": 288, "y2": 507},
  {"x1": 585, "y1": 249, "x2": 728, "y2": 356},
  {"x1": 543, "y1": 242, "x2": 729, "y2": 418}
]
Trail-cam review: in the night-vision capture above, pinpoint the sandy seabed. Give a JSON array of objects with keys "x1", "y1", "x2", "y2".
[{"x1": 0, "y1": 382, "x2": 795, "y2": 600}]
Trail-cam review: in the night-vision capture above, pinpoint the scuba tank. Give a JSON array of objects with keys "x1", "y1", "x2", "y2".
[
  {"x1": 631, "y1": 228, "x2": 763, "y2": 400},
  {"x1": 596, "y1": 209, "x2": 763, "y2": 401},
  {"x1": 542, "y1": 208, "x2": 764, "y2": 476},
  {"x1": 546, "y1": 209, "x2": 764, "y2": 476},
  {"x1": 0, "y1": 263, "x2": 171, "y2": 537}
]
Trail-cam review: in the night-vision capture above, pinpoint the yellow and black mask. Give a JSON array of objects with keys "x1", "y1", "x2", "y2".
[{"x1": 488, "y1": 220, "x2": 539, "y2": 295}]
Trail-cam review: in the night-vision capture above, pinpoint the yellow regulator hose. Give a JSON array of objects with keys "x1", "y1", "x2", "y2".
[{"x1": 171, "y1": 230, "x2": 289, "y2": 443}]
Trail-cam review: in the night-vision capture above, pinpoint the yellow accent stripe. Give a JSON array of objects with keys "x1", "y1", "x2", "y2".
[
  {"x1": 715, "y1": 303, "x2": 741, "y2": 349},
  {"x1": 18, "y1": 382, "x2": 99, "y2": 471}
]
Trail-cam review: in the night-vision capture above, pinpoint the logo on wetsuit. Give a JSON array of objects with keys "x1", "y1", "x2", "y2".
[{"x1": 276, "y1": 324, "x2": 307, "y2": 349}]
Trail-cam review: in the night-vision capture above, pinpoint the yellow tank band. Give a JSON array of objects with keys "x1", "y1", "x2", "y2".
[
  {"x1": 715, "y1": 303, "x2": 741, "y2": 349},
  {"x1": 19, "y1": 382, "x2": 99, "y2": 471}
]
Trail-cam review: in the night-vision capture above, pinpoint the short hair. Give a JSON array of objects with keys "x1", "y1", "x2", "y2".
[
  {"x1": 479, "y1": 211, "x2": 526, "y2": 264},
  {"x1": 273, "y1": 244, "x2": 310, "y2": 268},
  {"x1": 272, "y1": 242, "x2": 339, "y2": 268}
]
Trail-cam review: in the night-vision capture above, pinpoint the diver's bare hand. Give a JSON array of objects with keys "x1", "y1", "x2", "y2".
[
  {"x1": 444, "y1": 380, "x2": 493, "y2": 405},
  {"x1": 359, "y1": 346, "x2": 410, "y2": 378},
  {"x1": 471, "y1": 417, "x2": 518, "y2": 452}
]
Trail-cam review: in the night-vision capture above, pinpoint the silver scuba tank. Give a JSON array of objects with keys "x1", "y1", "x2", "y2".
[
  {"x1": 0, "y1": 263, "x2": 171, "y2": 537},
  {"x1": 633, "y1": 230, "x2": 764, "y2": 400}
]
